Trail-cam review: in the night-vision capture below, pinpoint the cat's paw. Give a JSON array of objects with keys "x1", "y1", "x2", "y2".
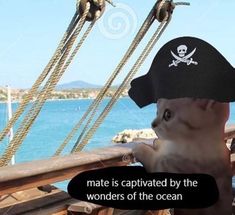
[
  {"x1": 132, "y1": 143, "x2": 146, "y2": 162},
  {"x1": 132, "y1": 143, "x2": 157, "y2": 172}
]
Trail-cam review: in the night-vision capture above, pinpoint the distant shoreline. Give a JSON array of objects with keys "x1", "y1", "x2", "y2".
[
  {"x1": 0, "y1": 98, "x2": 93, "y2": 104},
  {"x1": 0, "y1": 86, "x2": 129, "y2": 104},
  {"x1": 0, "y1": 96, "x2": 129, "y2": 104}
]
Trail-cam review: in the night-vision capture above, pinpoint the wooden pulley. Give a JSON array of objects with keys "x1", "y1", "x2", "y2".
[
  {"x1": 155, "y1": 0, "x2": 175, "y2": 22},
  {"x1": 77, "y1": 0, "x2": 106, "y2": 21}
]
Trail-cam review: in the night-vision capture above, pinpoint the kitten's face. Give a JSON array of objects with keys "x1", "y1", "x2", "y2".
[{"x1": 151, "y1": 98, "x2": 229, "y2": 141}]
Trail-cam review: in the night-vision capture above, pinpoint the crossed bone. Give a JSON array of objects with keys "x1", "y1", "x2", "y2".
[{"x1": 169, "y1": 48, "x2": 198, "y2": 67}]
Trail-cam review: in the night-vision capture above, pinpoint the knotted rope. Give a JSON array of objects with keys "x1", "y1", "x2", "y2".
[{"x1": 0, "y1": 1, "x2": 103, "y2": 166}]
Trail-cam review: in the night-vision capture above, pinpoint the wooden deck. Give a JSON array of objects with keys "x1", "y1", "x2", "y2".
[{"x1": 0, "y1": 141, "x2": 169, "y2": 215}]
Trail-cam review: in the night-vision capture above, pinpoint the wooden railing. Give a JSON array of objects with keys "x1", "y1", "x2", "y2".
[
  {"x1": 0, "y1": 142, "x2": 138, "y2": 196},
  {"x1": 0, "y1": 124, "x2": 234, "y2": 196}
]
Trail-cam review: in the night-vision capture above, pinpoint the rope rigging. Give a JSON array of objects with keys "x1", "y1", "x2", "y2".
[
  {"x1": 54, "y1": 1, "x2": 157, "y2": 156},
  {"x1": 0, "y1": 0, "x2": 190, "y2": 165},
  {"x1": 54, "y1": 0, "x2": 190, "y2": 155},
  {"x1": 74, "y1": 12, "x2": 171, "y2": 152},
  {"x1": 72, "y1": 0, "x2": 190, "y2": 152},
  {"x1": 0, "y1": 0, "x2": 108, "y2": 166}
]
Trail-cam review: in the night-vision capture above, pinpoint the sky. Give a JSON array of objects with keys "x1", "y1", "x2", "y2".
[{"x1": 0, "y1": 0, "x2": 234, "y2": 89}]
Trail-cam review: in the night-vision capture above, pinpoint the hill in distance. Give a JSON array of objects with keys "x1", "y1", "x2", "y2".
[{"x1": 56, "y1": 80, "x2": 102, "y2": 90}]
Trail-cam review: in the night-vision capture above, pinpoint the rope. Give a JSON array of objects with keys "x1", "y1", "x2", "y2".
[
  {"x1": 73, "y1": 1, "x2": 190, "y2": 152},
  {"x1": 156, "y1": 0, "x2": 170, "y2": 22},
  {"x1": 0, "y1": 12, "x2": 80, "y2": 144},
  {"x1": 105, "y1": 0, "x2": 115, "y2": 7},
  {"x1": 54, "y1": 2, "x2": 158, "y2": 155},
  {"x1": 155, "y1": 1, "x2": 190, "y2": 22},
  {"x1": 73, "y1": 1, "x2": 189, "y2": 152},
  {"x1": 174, "y1": 2, "x2": 190, "y2": 6},
  {"x1": 74, "y1": 15, "x2": 171, "y2": 152},
  {"x1": 0, "y1": 3, "x2": 96, "y2": 166}
]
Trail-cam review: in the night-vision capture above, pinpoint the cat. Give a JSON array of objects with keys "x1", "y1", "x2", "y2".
[{"x1": 133, "y1": 98, "x2": 232, "y2": 215}]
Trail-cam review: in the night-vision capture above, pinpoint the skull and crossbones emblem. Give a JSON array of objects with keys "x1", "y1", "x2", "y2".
[{"x1": 169, "y1": 45, "x2": 198, "y2": 67}]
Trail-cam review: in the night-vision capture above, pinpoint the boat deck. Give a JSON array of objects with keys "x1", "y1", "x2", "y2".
[{"x1": 0, "y1": 124, "x2": 234, "y2": 214}]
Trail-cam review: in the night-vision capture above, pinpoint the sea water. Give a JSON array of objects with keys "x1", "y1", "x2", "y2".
[{"x1": 0, "y1": 98, "x2": 235, "y2": 191}]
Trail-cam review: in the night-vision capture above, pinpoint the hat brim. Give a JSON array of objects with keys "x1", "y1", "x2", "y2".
[
  {"x1": 128, "y1": 74, "x2": 154, "y2": 108},
  {"x1": 129, "y1": 67, "x2": 235, "y2": 108}
]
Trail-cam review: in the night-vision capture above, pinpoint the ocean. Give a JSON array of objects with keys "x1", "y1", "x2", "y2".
[{"x1": 0, "y1": 98, "x2": 235, "y2": 190}]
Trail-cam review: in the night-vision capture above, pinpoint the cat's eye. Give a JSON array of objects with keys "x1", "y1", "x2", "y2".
[{"x1": 163, "y1": 109, "x2": 172, "y2": 121}]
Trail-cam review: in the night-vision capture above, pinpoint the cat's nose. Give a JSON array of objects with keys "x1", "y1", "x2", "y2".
[{"x1": 151, "y1": 119, "x2": 158, "y2": 128}]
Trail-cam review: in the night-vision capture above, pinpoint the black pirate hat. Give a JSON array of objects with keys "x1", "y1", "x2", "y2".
[{"x1": 128, "y1": 36, "x2": 235, "y2": 108}]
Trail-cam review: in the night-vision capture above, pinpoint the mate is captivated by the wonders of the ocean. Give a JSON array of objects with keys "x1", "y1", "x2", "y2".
[{"x1": 133, "y1": 98, "x2": 232, "y2": 215}]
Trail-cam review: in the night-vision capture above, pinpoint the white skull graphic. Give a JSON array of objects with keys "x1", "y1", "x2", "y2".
[{"x1": 177, "y1": 45, "x2": 187, "y2": 57}]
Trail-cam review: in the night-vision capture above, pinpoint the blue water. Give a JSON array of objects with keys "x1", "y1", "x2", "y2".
[
  {"x1": 0, "y1": 98, "x2": 156, "y2": 162},
  {"x1": 0, "y1": 98, "x2": 235, "y2": 190}
]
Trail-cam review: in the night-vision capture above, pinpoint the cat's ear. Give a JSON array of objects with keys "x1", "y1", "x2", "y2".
[{"x1": 193, "y1": 99, "x2": 215, "y2": 110}]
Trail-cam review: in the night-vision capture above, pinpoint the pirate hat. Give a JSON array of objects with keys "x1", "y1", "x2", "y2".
[{"x1": 128, "y1": 36, "x2": 235, "y2": 108}]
